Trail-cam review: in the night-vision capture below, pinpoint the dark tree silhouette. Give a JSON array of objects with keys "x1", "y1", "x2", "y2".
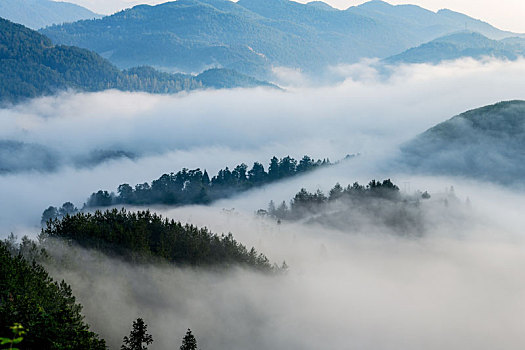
[
  {"x1": 0, "y1": 241, "x2": 106, "y2": 349},
  {"x1": 180, "y1": 329, "x2": 197, "y2": 350},
  {"x1": 121, "y1": 318, "x2": 153, "y2": 350}
]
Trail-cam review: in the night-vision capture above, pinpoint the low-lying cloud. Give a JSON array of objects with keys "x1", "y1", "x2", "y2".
[
  {"x1": 1, "y1": 58, "x2": 525, "y2": 231},
  {"x1": 44, "y1": 188, "x2": 525, "y2": 349},
  {"x1": 3, "y1": 57, "x2": 525, "y2": 349}
]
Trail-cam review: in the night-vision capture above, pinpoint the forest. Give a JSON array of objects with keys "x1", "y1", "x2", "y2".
[
  {"x1": 264, "y1": 179, "x2": 434, "y2": 235},
  {"x1": 42, "y1": 208, "x2": 276, "y2": 270},
  {"x1": 1, "y1": 238, "x2": 202, "y2": 349},
  {"x1": 2, "y1": 204, "x2": 278, "y2": 348},
  {"x1": 0, "y1": 18, "x2": 272, "y2": 104},
  {"x1": 42, "y1": 155, "x2": 334, "y2": 224},
  {"x1": 0, "y1": 239, "x2": 107, "y2": 349}
]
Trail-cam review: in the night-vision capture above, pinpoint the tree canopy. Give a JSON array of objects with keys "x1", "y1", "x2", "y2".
[
  {"x1": 41, "y1": 208, "x2": 274, "y2": 271},
  {"x1": 0, "y1": 240, "x2": 106, "y2": 349},
  {"x1": 180, "y1": 329, "x2": 198, "y2": 350},
  {"x1": 121, "y1": 318, "x2": 153, "y2": 350}
]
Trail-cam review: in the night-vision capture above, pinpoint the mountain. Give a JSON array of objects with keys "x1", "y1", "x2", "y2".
[
  {"x1": 40, "y1": 0, "x2": 519, "y2": 79},
  {"x1": 384, "y1": 31, "x2": 525, "y2": 64},
  {"x1": 0, "y1": 0, "x2": 101, "y2": 30},
  {"x1": 0, "y1": 18, "x2": 274, "y2": 104},
  {"x1": 196, "y1": 68, "x2": 275, "y2": 88},
  {"x1": 400, "y1": 100, "x2": 525, "y2": 185},
  {"x1": 347, "y1": 2, "x2": 518, "y2": 40}
]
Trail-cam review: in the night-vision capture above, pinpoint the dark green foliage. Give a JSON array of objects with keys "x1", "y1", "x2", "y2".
[
  {"x1": 41, "y1": 208, "x2": 274, "y2": 270},
  {"x1": 180, "y1": 329, "x2": 197, "y2": 350},
  {"x1": 266, "y1": 179, "x2": 428, "y2": 235},
  {"x1": 121, "y1": 318, "x2": 153, "y2": 350},
  {"x1": 0, "y1": 240, "x2": 106, "y2": 349},
  {"x1": 84, "y1": 155, "x2": 330, "y2": 208},
  {"x1": 275, "y1": 179, "x2": 400, "y2": 219},
  {"x1": 0, "y1": 322, "x2": 26, "y2": 349}
]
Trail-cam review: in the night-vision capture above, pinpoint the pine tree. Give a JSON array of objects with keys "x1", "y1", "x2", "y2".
[
  {"x1": 180, "y1": 329, "x2": 198, "y2": 350},
  {"x1": 121, "y1": 318, "x2": 153, "y2": 350}
]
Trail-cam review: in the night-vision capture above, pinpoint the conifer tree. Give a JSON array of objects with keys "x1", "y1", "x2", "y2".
[
  {"x1": 121, "y1": 318, "x2": 153, "y2": 350},
  {"x1": 180, "y1": 328, "x2": 197, "y2": 350}
]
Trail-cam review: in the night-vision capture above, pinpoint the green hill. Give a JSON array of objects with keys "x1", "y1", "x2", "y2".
[
  {"x1": 401, "y1": 100, "x2": 525, "y2": 184},
  {"x1": 0, "y1": 18, "x2": 274, "y2": 104}
]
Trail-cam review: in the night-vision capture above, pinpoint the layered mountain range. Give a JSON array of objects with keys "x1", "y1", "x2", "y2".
[
  {"x1": 0, "y1": 18, "x2": 274, "y2": 104},
  {"x1": 40, "y1": 0, "x2": 524, "y2": 78}
]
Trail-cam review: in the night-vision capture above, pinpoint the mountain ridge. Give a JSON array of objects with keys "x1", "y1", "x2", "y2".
[
  {"x1": 401, "y1": 100, "x2": 525, "y2": 185},
  {"x1": 0, "y1": 0, "x2": 101, "y2": 30},
  {"x1": 40, "y1": 0, "x2": 520, "y2": 79},
  {"x1": 384, "y1": 31, "x2": 525, "y2": 64},
  {"x1": 0, "y1": 17, "x2": 276, "y2": 105}
]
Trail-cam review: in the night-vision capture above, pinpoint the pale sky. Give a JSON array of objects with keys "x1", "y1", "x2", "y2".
[{"x1": 66, "y1": 0, "x2": 525, "y2": 33}]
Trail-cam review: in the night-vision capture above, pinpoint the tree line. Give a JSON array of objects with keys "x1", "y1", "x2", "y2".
[
  {"x1": 121, "y1": 318, "x2": 198, "y2": 350},
  {"x1": 0, "y1": 237, "x2": 203, "y2": 349},
  {"x1": 261, "y1": 179, "x2": 432, "y2": 235},
  {"x1": 0, "y1": 238, "x2": 107, "y2": 349},
  {"x1": 42, "y1": 208, "x2": 278, "y2": 271},
  {"x1": 42, "y1": 155, "x2": 334, "y2": 224},
  {"x1": 264, "y1": 179, "x2": 404, "y2": 220}
]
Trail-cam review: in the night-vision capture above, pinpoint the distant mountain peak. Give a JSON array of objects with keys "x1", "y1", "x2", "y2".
[
  {"x1": 306, "y1": 1, "x2": 336, "y2": 11},
  {"x1": 354, "y1": 0, "x2": 394, "y2": 10},
  {"x1": 0, "y1": 0, "x2": 100, "y2": 29}
]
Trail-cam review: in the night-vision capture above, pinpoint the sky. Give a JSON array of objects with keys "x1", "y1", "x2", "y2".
[{"x1": 62, "y1": 0, "x2": 525, "y2": 33}]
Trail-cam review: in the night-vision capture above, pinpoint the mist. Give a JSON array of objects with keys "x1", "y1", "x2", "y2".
[
  {"x1": 43, "y1": 181, "x2": 525, "y2": 349},
  {"x1": 3, "y1": 55, "x2": 525, "y2": 349},
  {"x1": 2, "y1": 57, "x2": 525, "y2": 233}
]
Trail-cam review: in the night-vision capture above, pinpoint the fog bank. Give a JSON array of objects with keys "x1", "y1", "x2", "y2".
[
  {"x1": 45, "y1": 192, "x2": 525, "y2": 349},
  {"x1": 2, "y1": 58, "x2": 525, "y2": 233}
]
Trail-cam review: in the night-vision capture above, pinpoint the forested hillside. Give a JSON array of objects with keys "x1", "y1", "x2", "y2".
[
  {"x1": 42, "y1": 209, "x2": 275, "y2": 270},
  {"x1": 41, "y1": 155, "x2": 334, "y2": 223},
  {"x1": 385, "y1": 31, "x2": 525, "y2": 64},
  {"x1": 0, "y1": 240, "x2": 106, "y2": 349},
  {"x1": 40, "y1": 0, "x2": 519, "y2": 78},
  {"x1": 401, "y1": 100, "x2": 525, "y2": 184},
  {"x1": 264, "y1": 179, "x2": 435, "y2": 235},
  {"x1": 0, "y1": 18, "x2": 273, "y2": 104}
]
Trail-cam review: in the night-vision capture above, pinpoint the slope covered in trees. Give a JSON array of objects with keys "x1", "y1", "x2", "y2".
[
  {"x1": 384, "y1": 31, "x2": 525, "y2": 64},
  {"x1": 89, "y1": 155, "x2": 331, "y2": 207},
  {"x1": 264, "y1": 179, "x2": 436, "y2": 235},
  {"x1": 40, "y1": 0, "x2": 518, "y2": 79},
  {"x1": 0, "y1": 18, "x2": 274, "y2": 104},
  {"x1": 401, "y1": 100, "x2": 525, "y2": 185},
  {"x1": 42, "y1": 209, "x2": 274, "y2": 270},
  {"x1": 0, "y1": 240, "x2": 106, "y2": 349},
  {"x1": 41, "y1": 155, "x2": 333, "y2": 224}
]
